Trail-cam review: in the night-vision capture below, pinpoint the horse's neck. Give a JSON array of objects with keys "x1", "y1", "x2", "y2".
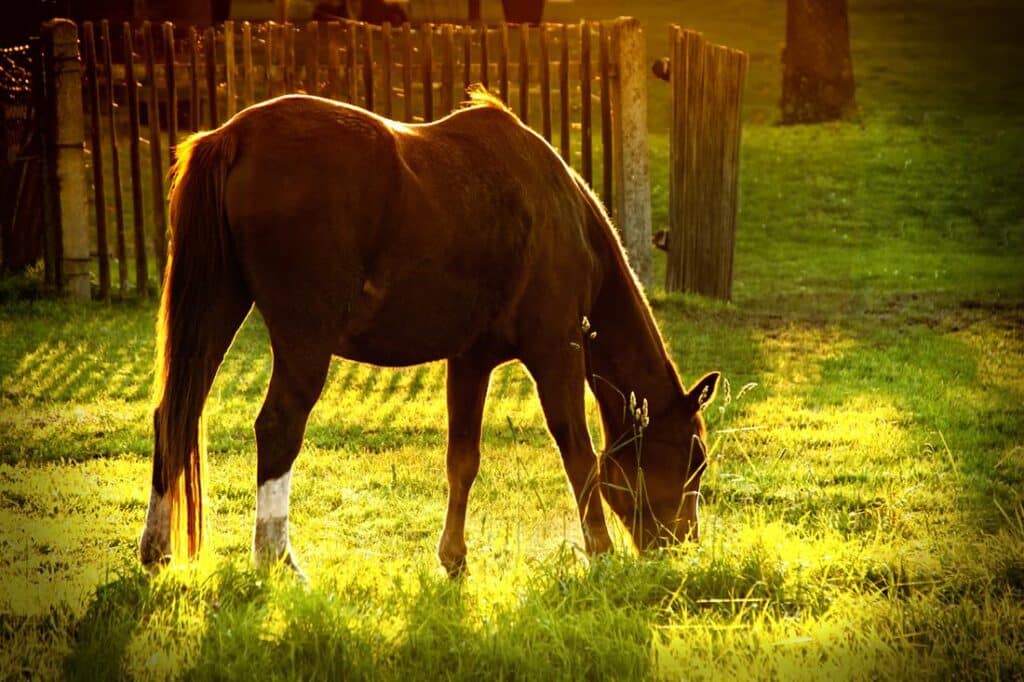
[{"x1": 587, "y1": 242, "x2": 684, "y2": 448}]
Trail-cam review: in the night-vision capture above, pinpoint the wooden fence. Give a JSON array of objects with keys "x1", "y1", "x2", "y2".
[
  {"x1": 664, "y1": 27, "x2": 747, "y2": 300},
  {"x1": 47, "y1": 16, "x2": 652, "y2": 299}
]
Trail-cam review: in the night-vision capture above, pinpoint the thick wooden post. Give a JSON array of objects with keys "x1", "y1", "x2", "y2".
[
  {"x1": 609, "y1": 17, "x2": 652, "y2": 287},
  {"x1": 44, "y1": 19, "x2": 91, "y2": 299}
]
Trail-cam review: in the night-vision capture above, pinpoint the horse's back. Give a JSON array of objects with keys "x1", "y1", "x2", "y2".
[{"x1": 219, "y1": 95, "x2": 596, "y2": 365}]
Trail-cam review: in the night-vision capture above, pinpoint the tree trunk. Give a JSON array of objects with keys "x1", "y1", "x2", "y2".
[{"x1": 781, "y1": 0, "x2": 856, "y2": 124}]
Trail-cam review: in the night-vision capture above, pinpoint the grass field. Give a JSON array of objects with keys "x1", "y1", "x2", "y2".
[{"x1": 2, "y1": 0, "x2": 1024, "y2": 679}]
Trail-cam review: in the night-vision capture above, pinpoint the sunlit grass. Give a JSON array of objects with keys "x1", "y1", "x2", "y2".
[{"x1": 3, "y1": 0, "x2": 1024, "y2": 677}]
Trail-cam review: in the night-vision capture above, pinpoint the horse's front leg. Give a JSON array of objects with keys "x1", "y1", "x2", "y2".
[
  {"x1": 438, "y1": 356, "x2": 493, "y2": 577},
  {"x1": 522, "y1": 344, "x2": 613, "y2": 556},
  {"x1": 253, "y1": 345, "x2": 330, "y2": 576}
]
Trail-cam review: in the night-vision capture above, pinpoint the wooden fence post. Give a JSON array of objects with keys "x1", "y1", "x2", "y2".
[
  {"x1": 44, "y1": 19, "x2": 91, "y2": 299},
  {"x1": 609, "y1": 17, "x2": 651, "y2": 288}
]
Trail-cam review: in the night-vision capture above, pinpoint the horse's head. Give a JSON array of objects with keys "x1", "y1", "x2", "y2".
[{"x1": 600, "y1": 372, "x2": 720, "y2": 550}]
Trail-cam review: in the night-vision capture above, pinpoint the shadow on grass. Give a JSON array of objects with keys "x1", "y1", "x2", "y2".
[
  {"x1": 804, "y1": 323, "x2": 1024, "y2": 522},
  {"x1": 60, "y1": 556, "x2": 701, "y2": 680},
  {"x1": 63, "y1": 569, "x2": 151, "y2": 681}
]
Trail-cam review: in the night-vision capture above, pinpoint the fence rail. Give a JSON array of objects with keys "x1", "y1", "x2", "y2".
[{"x1": 55, "y1": 17, "x2": 650, "y2": 299}]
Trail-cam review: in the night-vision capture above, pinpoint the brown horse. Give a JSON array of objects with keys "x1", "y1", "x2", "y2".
[{"x1": 139, "y1": 91, "x2": 720, "y2": 576}]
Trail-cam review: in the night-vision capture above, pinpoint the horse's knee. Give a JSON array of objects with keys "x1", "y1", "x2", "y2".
[{"x1": 446, "y1": 447, "x2": 480, "y2": 487}]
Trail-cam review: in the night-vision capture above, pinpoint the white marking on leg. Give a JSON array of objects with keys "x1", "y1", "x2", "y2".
[
  {"x1": 254, "y1": 470, "x2": 292, "y2": 565},
  {"x1": 257, "y1": 470, "x2": 292, "y2": 521}
]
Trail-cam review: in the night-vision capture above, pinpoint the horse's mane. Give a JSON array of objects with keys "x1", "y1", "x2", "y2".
[
  {"x1": 461, "y1": 85, "x2": 513, "y2": 112},
  {"x1": 572, "y1": 174, "x2": 689, "y2": 400}
]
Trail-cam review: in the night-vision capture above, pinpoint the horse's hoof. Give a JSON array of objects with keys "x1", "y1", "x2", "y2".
[
  {"x1": 283, "y1": 552, "x2": 309, "y2": 585},
  {"x1": 441, "y1": 555, "x2": 469, "y2": 579},
  {"x1": 584, "y1": 533, "x2": 613, "y2": 556},
  {"x1": 139, "y1": 531, "x2": 171, "y2": 573},
  {"x1": 141, "y1": 554, "x2": 171, "y2": 576},
  {"x1": 255, "y1": 548, "x2": 308, "y2": 583}
]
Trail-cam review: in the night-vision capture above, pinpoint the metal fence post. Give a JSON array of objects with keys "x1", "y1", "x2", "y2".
[
  {"x1": 44, "y1": 19, "x2": 91, "y2": 299},
  {"x1": 610, "y1": 17, "x2": 652, "y2": 289}
]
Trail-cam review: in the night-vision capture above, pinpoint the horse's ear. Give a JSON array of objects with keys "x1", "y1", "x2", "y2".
[{"x1": 685, "y1": 372, "x2": 721, "y2": 413}]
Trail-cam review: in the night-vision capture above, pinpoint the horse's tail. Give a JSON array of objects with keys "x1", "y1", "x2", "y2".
[{"x1": 155, "y1": 127, "x2": 240, "y2": 561}]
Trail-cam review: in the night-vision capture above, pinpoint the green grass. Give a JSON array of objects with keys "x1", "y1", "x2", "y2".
[{"x1": 3, "y1": 0, "x2": 1024, "y2": 678}]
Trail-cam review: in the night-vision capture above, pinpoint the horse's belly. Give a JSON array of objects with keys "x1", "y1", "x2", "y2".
[{"x1": 334, "y1": 276, "x2": 506, "y2": 367}]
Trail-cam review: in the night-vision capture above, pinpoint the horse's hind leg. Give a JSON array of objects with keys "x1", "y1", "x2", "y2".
[
  {"x1": 140, "y1": 285, "x2": 253, "y2": 569},
  {"x1": 522, "y1": 346, "x2": 612, "y2": 556},
  {"x1": 438, "y1": 355, "x2": 494, "y2": 577},
  {"x1": 252, "y1": 340, "x2": 331, "y2": 574}
]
